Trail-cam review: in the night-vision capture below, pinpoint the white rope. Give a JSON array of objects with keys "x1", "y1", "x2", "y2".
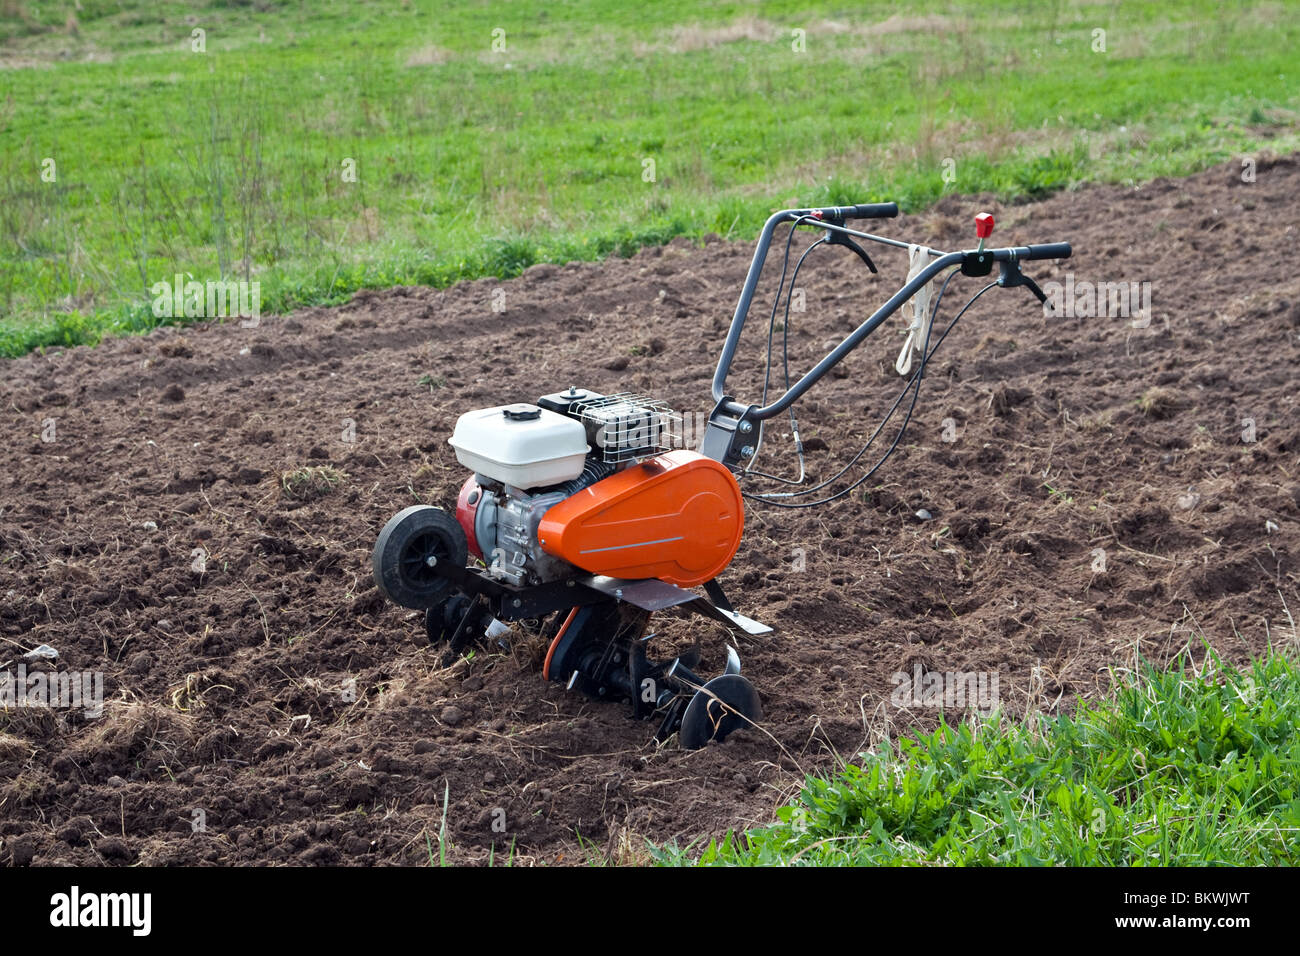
[{"x1": 895, "y1": 243, "x2": 934, "y2": 376}]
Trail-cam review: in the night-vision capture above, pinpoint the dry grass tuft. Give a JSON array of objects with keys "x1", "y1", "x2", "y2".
[
  {"x1": 0, "y1": 732, "x2": 33, "y2": 761},
  {"x1": 1136, "y1": 387, "x2": 1185, "y2": 420},
  {"x1": 67, "y1": 698, "x2": 197, "y2": 764},
  {"x1": 280, "y1": 465, "x2": 347, "y2": 500},
  {"x1": 666, "y1": 17, "x2": 779, "y2": 52},
  {"x1": 604, "y1": 823, "x2": 655, "y2": 866},
  {"x1": 405, "y1": 45, "x2": 453, "y2": 67},
  {"x1": 862, "y1": 13, "x2": 951, "y2": 35}
]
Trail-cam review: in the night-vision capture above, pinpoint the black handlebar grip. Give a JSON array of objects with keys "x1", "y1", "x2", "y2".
[
  {"x1": 1022, "y1": 242, "x2": 1072, "y2": 260},
  {"x1": 845, "y1": 202, "x2": 899, "y2": 220}
]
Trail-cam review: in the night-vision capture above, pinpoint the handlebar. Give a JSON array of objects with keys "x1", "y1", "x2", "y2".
[
  {"x1": 709, "y1": 202, "x2": 1071, "y2": 417},
  {"x1": 1020, "y1": 242, "x2": 1072, "y2": 260},
  {"x1": 700, "y1": 200, "x2": 1073, "y2": 467},
  {"x1": 829, "y1": 202, "x2": 900, "y2": 221}
]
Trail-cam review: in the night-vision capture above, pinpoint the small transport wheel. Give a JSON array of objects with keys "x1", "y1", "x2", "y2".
[{"x1": 372, "y1": 506, "x2": 468, "y2": 610}]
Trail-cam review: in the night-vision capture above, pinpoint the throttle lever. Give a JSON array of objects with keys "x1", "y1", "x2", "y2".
[
  {"x1": 824, "y1": 228, "x2": 878, "y2": 273},
  {"x1": 998, "y1": 257, "x2": 1049, "y2": 310}
]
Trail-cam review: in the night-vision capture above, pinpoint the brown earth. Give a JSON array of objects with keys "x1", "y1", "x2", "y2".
[{"x1": 2, "y1": 155, "x2": 1299, "y2": 866}]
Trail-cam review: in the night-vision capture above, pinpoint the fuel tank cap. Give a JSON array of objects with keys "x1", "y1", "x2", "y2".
[{"x1": 502, "y1": 403, "x2": 542, "y2": 421}]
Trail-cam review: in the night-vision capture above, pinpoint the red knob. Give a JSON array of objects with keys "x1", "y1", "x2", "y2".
[{"x1": 975, "y1": 213, "x2": 995, "y2": 239}]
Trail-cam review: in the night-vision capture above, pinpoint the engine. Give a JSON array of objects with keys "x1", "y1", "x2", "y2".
[
  {"x1": 454, "y1": 458, "x2": 608, "y2": 586},
  {"x1": 448, "y1": 387, "x2": 743, "y2": 589},
  {"x1": 450, "y1": 388, "x2": 675, "y2": 587}
]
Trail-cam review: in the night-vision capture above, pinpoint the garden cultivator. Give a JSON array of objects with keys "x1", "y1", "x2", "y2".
[{"x1": 372, "y1": 202, "x2": 1070, "y2": 748}]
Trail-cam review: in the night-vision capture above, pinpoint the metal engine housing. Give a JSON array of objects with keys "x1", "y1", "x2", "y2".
[{"x1": 460, "y1": 458, "x2": 616, "y2": 587}]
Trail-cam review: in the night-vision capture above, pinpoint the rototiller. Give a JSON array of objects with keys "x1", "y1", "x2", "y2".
[{"x1": 372, "y1": 203, "x2": 1070, "y2": 747}]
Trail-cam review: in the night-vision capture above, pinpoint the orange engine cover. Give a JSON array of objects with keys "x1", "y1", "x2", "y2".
[{"x1": 537, "y1": 450, "x2": 743, "y2": 587}]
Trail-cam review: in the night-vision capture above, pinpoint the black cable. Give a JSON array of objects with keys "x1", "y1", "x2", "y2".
[
  {"x1": 742, "y1": 277, "x2": 998, "y2": 509},
  {"x1": 749, "y1": 266, "x2": 962, "y2": 497},
  {"x1": 757, "y1": 217, "x2": 819, "y2": 411},
  {"x1": 748, "y1": 230, "x2": 824, "y2": 483},
  {"x1": 744, "y1": 275, "x2": 988, "y2": 508}
]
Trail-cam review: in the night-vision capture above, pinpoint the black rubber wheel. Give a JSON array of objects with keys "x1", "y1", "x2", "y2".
[
  {"x1": 371, "y1": 506, "x2": 467, "y2": 610},
  {"x1": 679, "y1": 674, "x2": 763, "y2": 750}
]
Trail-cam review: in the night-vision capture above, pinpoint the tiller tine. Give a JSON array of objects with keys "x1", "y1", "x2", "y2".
[
  {"x1": 678, "y1": 673, "x2": 763, "y2": 751},
  {"x1": 544, "y1": 600, "x2": 763, "y2": 749}
]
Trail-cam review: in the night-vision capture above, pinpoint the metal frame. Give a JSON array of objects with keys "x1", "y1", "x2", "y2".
[{"x1": 424, "y1": 554, "x2": 766, "y2": 635}]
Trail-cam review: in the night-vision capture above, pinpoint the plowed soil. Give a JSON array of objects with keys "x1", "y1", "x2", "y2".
[{"x1": 2, "y1": 155, "x2": 1299, "y2": 866}]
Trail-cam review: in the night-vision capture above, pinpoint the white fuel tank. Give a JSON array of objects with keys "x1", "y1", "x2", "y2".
[{"x1": 448, "y1": 403, "x2": 589, "y2": 489}]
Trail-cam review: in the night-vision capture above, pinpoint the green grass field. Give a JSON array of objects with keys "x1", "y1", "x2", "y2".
[
  {"x1": 655, "y1": 649, "x2": 1300, "y2": 866},
  {"x1": 2, "y1": 0, "x2": 1298, "y2": 357}
]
